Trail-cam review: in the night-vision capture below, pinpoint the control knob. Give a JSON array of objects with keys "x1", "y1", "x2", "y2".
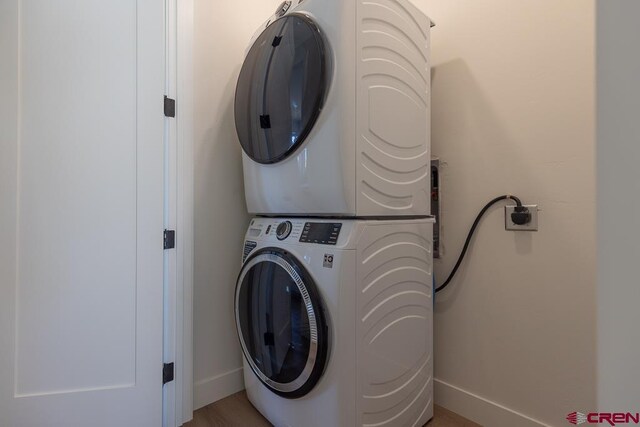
[{"x1": 276, "y1": 221, "x2": 292, "y2": 240}]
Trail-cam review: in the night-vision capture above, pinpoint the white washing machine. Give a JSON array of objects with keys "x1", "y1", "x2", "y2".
[
  {"x1": 235, "y1": 217, "x2": 435, "y2": 426},
  {"x1": 234, "y1": 0, "x2": 433, "y2": 217}
]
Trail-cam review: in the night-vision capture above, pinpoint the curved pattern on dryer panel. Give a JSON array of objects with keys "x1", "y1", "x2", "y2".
[
  {"x1": 357, "y1": 225, "x2": 433, "y2": 426},
  {"x1": 357, "y1": 0, "x2": 431, "y2": 215}
]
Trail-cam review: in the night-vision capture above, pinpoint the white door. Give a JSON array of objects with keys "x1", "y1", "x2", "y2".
[{"x1": 0, "y1": 0, "x2": 166, "y2": 426}]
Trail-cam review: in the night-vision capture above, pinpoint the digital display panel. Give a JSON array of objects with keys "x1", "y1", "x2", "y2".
[{"x1": 299, "y1": 223, "x2": 342, "y2": 245}]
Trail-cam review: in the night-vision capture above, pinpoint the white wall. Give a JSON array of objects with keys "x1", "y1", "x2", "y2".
[
  {"x1": 597, "y1": 0, "x2": 640, "y2": 411},
  {"x1": 415, "y1": 1, "x2": 597, "y2": 425},
  {"x1": 192, "y1": 0, "x2": 281, "y2": 410}
]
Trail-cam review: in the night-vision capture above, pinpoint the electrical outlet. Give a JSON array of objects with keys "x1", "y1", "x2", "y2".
[{"x1": 505, "y1": 205, "x2": 539, "y2": 231}]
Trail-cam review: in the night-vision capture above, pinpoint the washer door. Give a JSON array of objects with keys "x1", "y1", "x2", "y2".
[
  {"x1": 235, "y1": 248, "x2": 329, "y2": 398},
  {"x1": 234, "y1": 14, "x2": 329, "y2": 164}
]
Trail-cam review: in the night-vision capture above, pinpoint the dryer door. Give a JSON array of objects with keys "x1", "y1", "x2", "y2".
[
  {"x1": 234, "y1": 14, "x2": 329, "y2": 164},
  {"x1": 235, "y1": 248, "x2": 329, "y2": 398}
]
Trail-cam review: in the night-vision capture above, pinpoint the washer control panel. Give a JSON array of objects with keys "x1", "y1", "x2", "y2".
[
  {"x1": 261, "y1": 220, "x2": 304, "y2": 241},
  {"x1": 299, "y1": 222, "x2": 342, "y2": 245},
  {"x1": 248, "y1": 219, "x2": 344, "y2": 246}
]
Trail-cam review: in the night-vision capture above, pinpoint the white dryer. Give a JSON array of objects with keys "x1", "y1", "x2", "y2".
[
  {"x1": 234, "y1": 0, "x2": 433, "y2": 217},
  {"x1": 235, "y1": 217, "x2": 435, "y2": 426}
]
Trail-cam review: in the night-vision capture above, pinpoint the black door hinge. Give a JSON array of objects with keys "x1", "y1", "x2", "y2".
[
  {"x1": 163, "y1": 362, "x2": 175, "y2": 385},
  {"x1": 164, "y1": 96, "x2": 176, "y2": 118},
  {"x1": 164, "y1": 229, "x2": 176, "y2": 250}
]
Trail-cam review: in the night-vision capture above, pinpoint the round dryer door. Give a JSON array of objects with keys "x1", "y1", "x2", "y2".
[
  {"x1": 235, "y1": 248, "x2": 329, "y2": 398},
  {"x1": 234, "y1": 14, "x2": 329, "y2": 164}
]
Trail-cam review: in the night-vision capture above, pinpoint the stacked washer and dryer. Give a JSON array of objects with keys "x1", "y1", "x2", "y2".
[{"x1": 233, "y1": 0, "x2": 435, "y2": 426}]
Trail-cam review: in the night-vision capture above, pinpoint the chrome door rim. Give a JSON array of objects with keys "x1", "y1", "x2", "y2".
[{"x1": 235, "y1": 252, "x2": 319, "y2": 393}]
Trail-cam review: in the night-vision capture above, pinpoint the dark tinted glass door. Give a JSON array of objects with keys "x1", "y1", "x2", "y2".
[
  {"x1": 234, "y1": 14, "x2": 329, "y2": 164},
  {"x1": 235, "y1": 249, "x2": 328, "y2": 398}
]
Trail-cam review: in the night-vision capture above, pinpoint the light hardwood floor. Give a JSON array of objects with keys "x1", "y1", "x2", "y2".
[{"x1": 184, "y1": 391, "x2": 481, "y2": 427}]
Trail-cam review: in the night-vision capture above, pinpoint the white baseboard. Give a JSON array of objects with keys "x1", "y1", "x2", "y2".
[
  {"x1": 193, "y1": 372, "x2": 550, "y2": 425},
  {"x1": 434, "y1": 379, "x2": 550, "y2": 427},
  {"x1": 193, "y1": 367, "x2": 244, "y2": 411}
]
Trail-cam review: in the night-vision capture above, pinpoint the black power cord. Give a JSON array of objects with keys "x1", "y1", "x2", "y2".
[{"x1": 434, "y1": 195, "x2": 530, "y2": 294}]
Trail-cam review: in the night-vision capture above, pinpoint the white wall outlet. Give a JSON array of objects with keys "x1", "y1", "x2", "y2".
[{"x1": 505, "y1": 205, "x2": 539, "y2": 231}]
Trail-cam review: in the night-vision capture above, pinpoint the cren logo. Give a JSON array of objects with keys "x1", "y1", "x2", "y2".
[
  {"x1": 567, "y1": 412, "x2": 640, "y2": 426},
  {"x1": 567, "y1": 412, "x2": 588, "y2": 425}
]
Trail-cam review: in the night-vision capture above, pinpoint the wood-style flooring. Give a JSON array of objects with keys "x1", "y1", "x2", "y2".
[{"x1": 184, "y1": 391, "x2": 481, "y2": 427}]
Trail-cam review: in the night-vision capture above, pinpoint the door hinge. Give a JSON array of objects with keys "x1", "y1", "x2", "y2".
[
  {"x1": 163, "y1": 362, "x2": 175, "y2": 385},
  {"x1": 164, "y1": 229, "x2": 176, "y2": 250},
  {"x1": 164, "y1": 96, "x2": 176, "y2": 118}
]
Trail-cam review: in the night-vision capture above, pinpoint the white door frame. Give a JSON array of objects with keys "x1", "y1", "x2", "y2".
[
  {"x1": 176, "y1": 0, "x2": 195, "y2": 423},
  {"x1": 165, "y1": 0, "x2": 194, "y2": 425}
]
